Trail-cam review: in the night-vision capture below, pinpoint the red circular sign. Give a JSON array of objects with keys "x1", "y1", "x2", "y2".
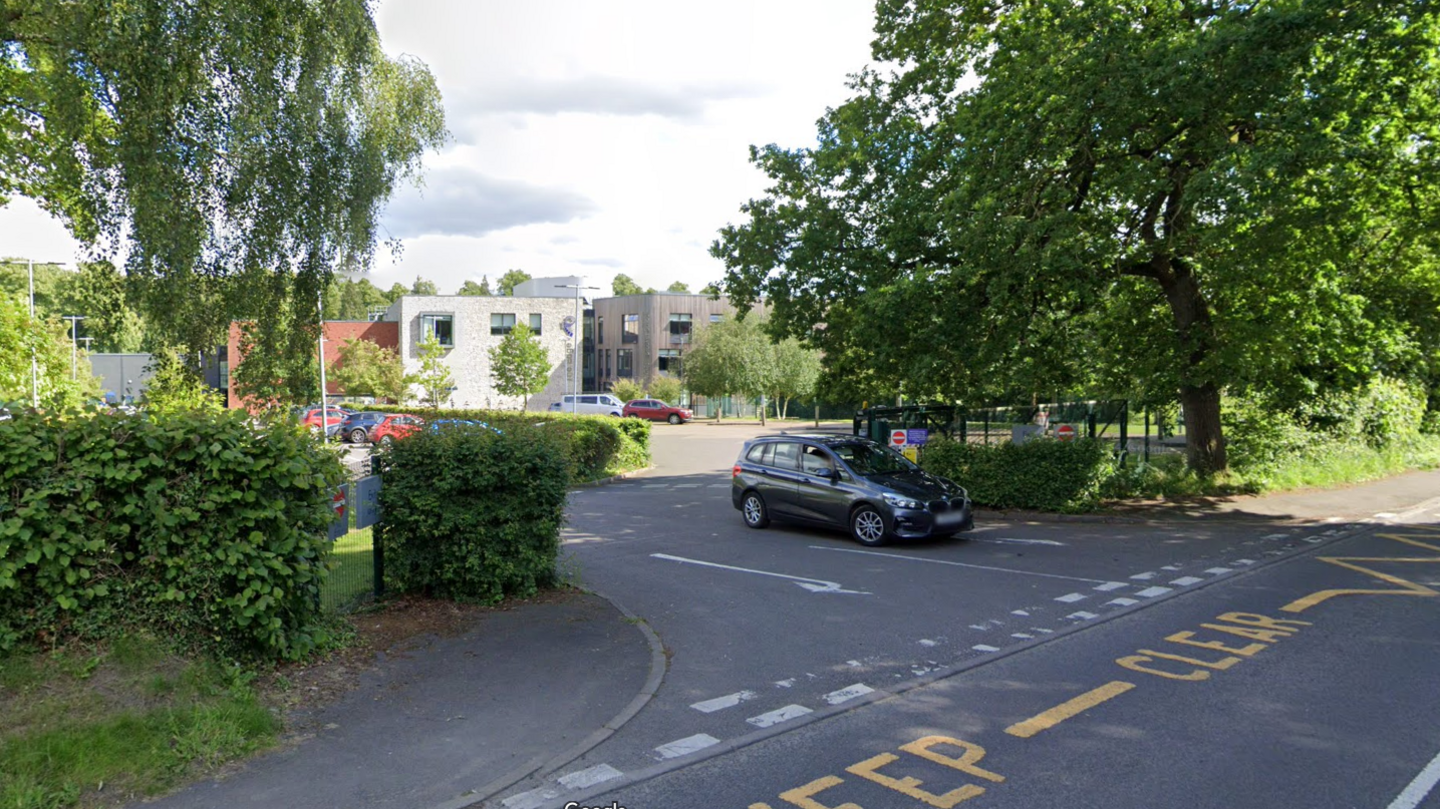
[
  {"x1": 332, "y1": 490, "x2": 347, "y2": 516},
  {"x1": 890, "y1": 429, "x2": 907, "y2": 446},
  {"x1": 1056, "y1": 424, "x2": 1077, "y2": 441}
]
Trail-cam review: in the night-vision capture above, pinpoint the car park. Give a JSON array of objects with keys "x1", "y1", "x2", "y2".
[
  {"x1": 338, "y1": 411, "x2": 389, "y2": 443},
  {"x1": 731, "y1": 434, "x2": 972, "y2": 546},
  {"x1": 370, "y1": 414, "x2": 425, "y2": 446},
  {"x1": 548, "y1": 394, "x2": 625, "y2": 417},
  {"x1": 622, "y1": 398, "x2": 693, "y2": 424},
  {"x1": 427, "y1": 418, "x2": 502, "y2": 434}
]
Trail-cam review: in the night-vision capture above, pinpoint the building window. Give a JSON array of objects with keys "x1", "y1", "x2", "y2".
[
  {"x1": 668, "y1": 313, "x2": 692, "y2": 345},
  {"x1": 422, "y1": 314, "x2": 455, "y2": 347},
  {"x1": 219, "y1": 360, "x2": 230, "y2": 389},
  {"x1": 709, "y1": 313, "x2": 724, "y2": 323},
  {"x1": 617, "y1": 349, "x2": 634, "y2": 378},
  {"x1": 658, "y1": 349, "x2": 682, "y2": 376},
  {"x1": 529, "y1": 313, "x2": 542, "y2": 335},
  {"x1": 491, "y1": 313, "x2": 516, "y2": 336},
  {"x1": 622, "y1": 313, "x2": 639, "y2": 343},
  {"x1": 604, "y1": 349, "x2": 612, "y2": 379},
  {"x1": 597, "y1": 316, "x2": 604, "y2": 344}
]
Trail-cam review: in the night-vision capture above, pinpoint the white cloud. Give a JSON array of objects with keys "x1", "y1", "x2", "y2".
[{"x1": 381, "y1": 168, "x2": 596, "y2": 239}]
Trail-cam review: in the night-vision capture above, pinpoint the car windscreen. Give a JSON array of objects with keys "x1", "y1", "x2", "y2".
[{"x1": 831, "y1": 442, "x2": 919, "y2": 476}]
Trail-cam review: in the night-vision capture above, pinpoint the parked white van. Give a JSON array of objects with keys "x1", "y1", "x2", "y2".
[{"x1": 548, "y1": 394, "x2": 625, "y2": 416}]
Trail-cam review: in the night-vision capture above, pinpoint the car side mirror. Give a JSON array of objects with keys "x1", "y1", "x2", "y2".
[{"x1": 813, "y1": 467, "x2": 836, "y2": 480}]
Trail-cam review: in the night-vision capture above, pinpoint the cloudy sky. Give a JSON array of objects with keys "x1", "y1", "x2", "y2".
[{"x1": 0, "y1": 0, "x2": 878, "y2": 298}]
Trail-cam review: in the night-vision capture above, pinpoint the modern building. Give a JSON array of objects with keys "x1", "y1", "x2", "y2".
[
  {"x1": 591, "y1": 293, "x2": 738, "y2": 392},
  {"x1": 386, "y1": 294, "x2": 579, "y2": 410},
  {"x1": 89, "y1": 353, "x2": 154, "y2": 404}
]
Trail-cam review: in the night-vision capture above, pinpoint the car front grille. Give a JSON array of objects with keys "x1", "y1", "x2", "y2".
[{"x1": 928, "y1": 498, "x2": 968, "y2": 513}]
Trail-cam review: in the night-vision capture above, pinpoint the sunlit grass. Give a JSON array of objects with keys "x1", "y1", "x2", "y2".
[{"x1": 322, "y1": 527, "x2": 375, "y2": 611}]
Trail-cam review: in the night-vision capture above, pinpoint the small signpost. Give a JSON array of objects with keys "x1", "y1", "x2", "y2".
[
  {"x1": 1056, "y1": 423, "x2": 1077, "y2": 442},
  {"x1": 890, "y1": 429, "x2": 908, "y2": 447},
  {"x1": 327, "y1": 483, "x2": 350, "y2": 541}
]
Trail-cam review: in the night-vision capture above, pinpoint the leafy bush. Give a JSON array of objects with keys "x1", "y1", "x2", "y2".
[
  {"x1": 647, "y1": 376, "x2": 683, "y2": 405},
  {"x1": 374, "y1": 423, "x2": 569, "y2": 603},
  {"x1": 355, "y1": 404, "x2": 649, "y2": 482},
  {"x1": 0, "y1": 409, "x2": 345, "y2": 659},
  {"x1": 610, "y1": 379, "x2": 645, "y2": 403},
  {"x1": 614, "y1": 414, "x2": 651, "y2": 451},
  {"x1": 921, "y1": 437, "x2": 1112, "y2": 512}
]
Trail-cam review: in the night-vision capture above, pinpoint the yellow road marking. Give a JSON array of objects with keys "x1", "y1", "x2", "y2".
[{"x1": 1004, "y1": 680, "x2": 1136, "y2": 739}]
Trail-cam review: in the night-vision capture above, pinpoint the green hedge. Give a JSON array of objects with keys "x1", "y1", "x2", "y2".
[
  {"x1": 0, "y1": 410, "x2": 345, "y2": 659},
  {"x1": 374, "y1": 423, "x2": 569, "y2": 603},
  {"x1": 355, "y1": 405, "x2": 650, "y2": 481},
  {"x1": 921, "y1": 437, "x2": 1112, "y2": 512}
]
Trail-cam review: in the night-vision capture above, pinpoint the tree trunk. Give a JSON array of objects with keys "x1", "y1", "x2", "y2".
[{"x1": 1154, "y1": 259, "x2": 1228, "y2": 474}]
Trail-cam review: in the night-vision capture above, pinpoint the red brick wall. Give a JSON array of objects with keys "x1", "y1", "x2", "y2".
[{"x1": 227, "y1": 320, "x2": 399, "y2": 410}]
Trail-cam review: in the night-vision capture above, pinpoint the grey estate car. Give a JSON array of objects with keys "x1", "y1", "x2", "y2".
[{"x1": 731, "y1": 434, "x2": 973, "y2": 546}]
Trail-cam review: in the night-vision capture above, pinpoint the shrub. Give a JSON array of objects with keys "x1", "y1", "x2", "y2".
[
  {"x1": 610, "y1": 379, "x2": 644, "y2": 403},
  {"x1": 921, "y1": 437, "x2": 1112, "y2": 512},
  {"x1": 0, "y1": 409, "x2": 345, "y2": 659},
  {"x1": 374, "y1": 423, "x2": 569, "y2": 603},
  {"x1": 647, "y1": 377, "x2": 683, "y2": 405},
  {"x1": 355, "y1": 404, "x2": 648, "y2": 482}
]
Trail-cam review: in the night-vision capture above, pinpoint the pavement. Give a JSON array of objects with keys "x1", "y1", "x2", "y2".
[{"x1": 130, "y1": 463, "x2": 1440, "y2": 809}]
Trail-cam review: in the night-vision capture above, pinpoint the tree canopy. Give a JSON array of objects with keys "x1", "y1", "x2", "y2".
[
  {"x1": 330, "y1": 337, "x2": 411, "y2": 403},
  {"x1": 612, "y1": 274, "x2": 645, "y2": 297},
  {"x1": 713, "y1": 0, "x2": 1440, "y2": 472},
  {"x1": 666, "y1": 281, "x2": 690, "y2": 293},
  {"x1": 1, "y1": 1, "x2": 447, "y2": 368},
  {"x1": 488, "y1": 322, "x2": 551, "y2": 410},
  {"x1": 410, "y1": 277, "x2": 438, "y2": 296},
  {"x1": 497, "y1": 270, "x2": 531, "y2": 296},
  {"x1": 458, "y1": 277, "x2": 492, "y2": 296}
]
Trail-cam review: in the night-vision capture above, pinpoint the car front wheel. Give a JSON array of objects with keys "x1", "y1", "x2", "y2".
[
  {"x1": 667, "y1": 414, "x2": 681, "y2": 425},
  {"x1": 742, "y1": 491, "x2": 770, "y2": 529},
  {"x1": 850, "y1": 505, "x2": 888, "y2": 546}
]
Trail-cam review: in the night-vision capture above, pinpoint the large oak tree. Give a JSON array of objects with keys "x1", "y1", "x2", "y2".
[{"x1": 713, "y1": 0, "x2": 1440, "y2": 472}]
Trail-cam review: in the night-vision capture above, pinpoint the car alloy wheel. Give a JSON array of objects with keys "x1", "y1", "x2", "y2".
[
  {"x1": 850, "y1": 505, "x2": 887, "y2": 546},
  {"x1": 350, "y1": 428, "x2": 367, "y2": 443},
  {"x1": 742, "y1": 492, "x2": 770, "y2": 529},
  {"x1": 668, "y1": 414, "x2": 681, "y2": 425}
]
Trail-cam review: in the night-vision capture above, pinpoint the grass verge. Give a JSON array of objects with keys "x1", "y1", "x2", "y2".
[
  {"x1": 322, "y1": 527, "x2": 375, "y2": 612},
  {"x1": 0, "y1": 634, "x2": 277, "y2": 809}
]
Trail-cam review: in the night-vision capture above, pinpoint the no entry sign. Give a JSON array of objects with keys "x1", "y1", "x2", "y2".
[
  {"x1": 891, "y1": 429, "x2": 908, "y2": 447},
  {"x1": 1056, "y1": 423, "x2": 1077, "y2": 441}
]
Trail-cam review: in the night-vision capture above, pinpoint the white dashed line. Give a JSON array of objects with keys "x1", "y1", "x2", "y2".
[
  {"x1": 654, "y1": 733, "x2": 721, "y2": 760},
  {"x1": 708, "y1": 483, "x2": 730, "y2": 488},
  {"x1": 1204, "y1": 568, "x2": 1233, "y2": 575},
  {"x1": 1161, "y1": 565, "x2": 1182, "y2": 571},
  {"x1": 1011, "y1": 632, "x2": 1034, "y2": 639},
  {"x1": 918, "y1": 639, "x2": 938, "y2": 647},
  {"x1": 1231, "y1": 558, "x2": 1257, "y2": 566},
  {"x1": 674, "y1": 483, "x2": 702, "y2": 489},
  {"x1": 641, "y1": 483, "x2": 668, "y2": 488},
  {"x1": 503, "y1": 788, "x2": 560, "y2": 809},
  {"x1": 1011, "y1": 609, "x2": 1030, "y2": 616},
  {"x1": 1055, "y1": 592, "x2": 1088, "y2": 603},
  {"x1": 1261, "y1": 533, "x2": 1288, "y2": 540},
  {"x1": 1169, "y1": 576, "x2": 1204, "y2": 586},
  {"x1": 747, "y1": 705, "x2": 813, "y2": 728},
  {"x1": 557, "y1": 764, "x2": 623, "y2": 790},
  {"x1": 690, "y1": 690, "x2": 757, "y2": 713},
  {"x1": 774, "y1": 678, "x2": 795, "y2": 688},
  {"x1": 1131, "y1": 571, "x2": 1157, "y2": 580},
  {"x1": 973, "y1": 644, "x2": 1000, "y2": 652},
  {"x1": 1135, "y1": 586, "x2": 1174, "y2": 598},
  {"x1": 1067, "y1": 611, "x2": 1098, "y2": 620},
  {"x1": 846, "y1": 659, "x2": 863, "y2": 668},
  {"x1": 1094, "y1": 582, "x2": 1128, "y2": 591},
  {"x1": 1385, "y1": 744, "x2": 1440, "y2": 809},
  {"x1": 823, "y1": 684, "x2": 875, "y2": 705},
  {"x1": 1304, "y1": 536, "x2": 1326, "y2": 544},
  {"x1": 1107, "y1": 597, "x2": 1140, "y2": 606},
  {"x1": 970, "y1": 624, "x2": 992, "y2": 631}
]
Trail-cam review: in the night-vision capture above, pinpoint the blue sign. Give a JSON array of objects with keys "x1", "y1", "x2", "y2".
[
  {"x1": 906, "y1": 428, "x2": 930, "y2": 445},
  {"x1": 354, "y1": 475, "x2": 382, "y2": 530}
]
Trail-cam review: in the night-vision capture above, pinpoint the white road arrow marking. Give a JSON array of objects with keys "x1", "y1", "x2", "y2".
[{"x1": 650, "y1": 553, "x2": 871, "y2": 595}]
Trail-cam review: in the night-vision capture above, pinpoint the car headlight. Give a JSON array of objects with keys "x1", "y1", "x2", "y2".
[{"x1": 883, "y1": 493, "x2": 923, "y2": 510}]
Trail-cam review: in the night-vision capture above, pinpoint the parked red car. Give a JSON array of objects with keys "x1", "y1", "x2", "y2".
[
  {"x1": 622, "y1": 399, "x2": 693, "y2": 424},
  {"x1": 369, "y1": 414, "x2": 425, "y2": 446},
  {"x1": 300, "y1": 406, "x2": 350, "y2": 433}
]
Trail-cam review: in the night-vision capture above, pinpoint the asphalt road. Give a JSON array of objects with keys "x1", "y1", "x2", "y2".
[{"x1": 490, "y1": 422, "x2": 1440, "y2": 809}]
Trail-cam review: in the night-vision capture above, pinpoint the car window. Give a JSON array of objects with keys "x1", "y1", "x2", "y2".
[
  {"x1": 602, "y1": 396, "x2": 621, "y2": 406},
  {"x1": 580, "y1": 396, "x2": 598, "y2": 404},
  {"x1": 801, "y1": 445, "x2": 834, "y2": 474},
  {"x1": 746, "y1": 444, "x2": 766, "y2": 463},
  {"x1": 832, "y1": 442, "x2": 918, "y2": 476},
  {"x1": 771, "y1": 442, "x2": 800, "y2": 470}
]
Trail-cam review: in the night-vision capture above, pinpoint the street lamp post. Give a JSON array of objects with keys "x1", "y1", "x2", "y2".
[
  {"x1": 560, "y1": 283, "x2": 599, "y2": 414},
  {"x1": 317, "y1": 291, "x2": 328, "y2": 441},
  {"x1": 63, "y1": 315, "x2": 85, "y2": 380}
]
